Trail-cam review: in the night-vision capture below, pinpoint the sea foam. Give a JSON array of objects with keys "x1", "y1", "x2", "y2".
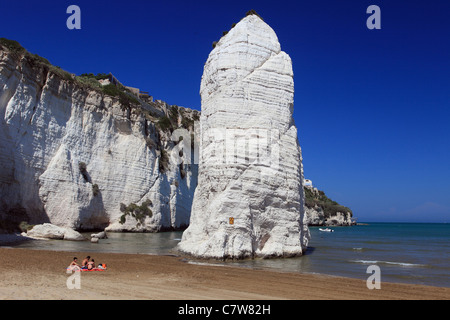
[{"x1": 351, "y1": 260, "x2": 426, "y2": 267}]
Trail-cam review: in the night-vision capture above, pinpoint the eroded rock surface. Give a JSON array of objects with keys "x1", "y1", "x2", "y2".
[{"x1": 178, "y1": 15, "x2": 310, "y2": 259}]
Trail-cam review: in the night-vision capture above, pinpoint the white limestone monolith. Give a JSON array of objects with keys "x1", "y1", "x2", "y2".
[{"x1": 178, "y1": 14, "x2": 310, "y2": 259}]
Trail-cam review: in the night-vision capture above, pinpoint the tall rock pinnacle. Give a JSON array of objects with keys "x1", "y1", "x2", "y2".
[{"x1": 178, "y1": 14, "x2": 309, "y2": 259}]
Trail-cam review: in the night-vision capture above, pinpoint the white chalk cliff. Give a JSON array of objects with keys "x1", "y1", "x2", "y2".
[
  {"x1": 0, "y1": 42, "x2": 198, "y2": 232},
  {"x1": 177, "y1": 15, "x2": 310, "y2": 259}
]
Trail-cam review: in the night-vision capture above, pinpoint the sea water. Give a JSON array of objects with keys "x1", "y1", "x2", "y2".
[
  {"x1": 3, "y1": 223, "x2": 450, "y2": 288},
  {"x1": 237, "y1": 223, "x2": 450, "y2": 288}
]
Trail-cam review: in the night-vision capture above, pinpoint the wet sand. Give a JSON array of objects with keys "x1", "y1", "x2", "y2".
[{"x1": 0, "y1": 248, "x2": 449, "y2": 300}]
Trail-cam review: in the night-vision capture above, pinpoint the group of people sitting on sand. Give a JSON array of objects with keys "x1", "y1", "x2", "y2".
[{"x1": 69, "y1": 256, "x2": 107, "y2": 271}]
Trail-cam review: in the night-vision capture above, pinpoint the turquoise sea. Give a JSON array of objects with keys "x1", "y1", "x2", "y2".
[{"x1": 3, "y1": 222, "x2": 450, "y2": 288}]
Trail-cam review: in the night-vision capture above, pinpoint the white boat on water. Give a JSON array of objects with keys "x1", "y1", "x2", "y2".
[{"x1": 319, "y1": 228, "x2": 334, "y2": 232}]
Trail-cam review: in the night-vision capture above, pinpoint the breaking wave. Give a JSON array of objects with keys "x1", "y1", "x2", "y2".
[{"x1": 350, "y1": 260, "x2": 426, "y2": 267}]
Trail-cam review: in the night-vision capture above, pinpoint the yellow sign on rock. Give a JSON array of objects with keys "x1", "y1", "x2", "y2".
[{"x1": 229, "y1": 217, "x2": 234, "y2": 225}]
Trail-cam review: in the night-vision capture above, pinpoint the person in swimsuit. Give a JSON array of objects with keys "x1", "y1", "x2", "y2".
[
  {"x1": 81, "y1": 256, "x2": 91, "y2": 269},
  {"x1": 87, "y1": 259, "x2": 95, "y2": 270},
  {"x1": 69, "y1": 257, "x2": 79, "y2": 266},
  {"x1": 68, "y1": 257, "x2": 81, "y2": 272}
]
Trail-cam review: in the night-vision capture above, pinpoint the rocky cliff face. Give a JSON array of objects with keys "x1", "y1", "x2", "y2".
[
  {"x1": 177, "y1": 14, "x2": 310, "y2": 259},
  {"x1": 304, "y1": 186, "x2": 355, "y2": 226},
  {"x1": 0, "y1": 42, "x2": 198, "y2": 232},
  {"x1": 305, "y1": 206, "x2": 354, "y2": 226}
]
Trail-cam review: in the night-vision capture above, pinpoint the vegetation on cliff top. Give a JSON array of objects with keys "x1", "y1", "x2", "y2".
[
  {"x1": 0, "y1": 38, "x2": 140, "y2": 107},
  {"x1": 304, "y1": 186, "x2": 353, "y2": 219},
  {"x1": 245, "y1": 9, "x2": 264, "y2": 21}
]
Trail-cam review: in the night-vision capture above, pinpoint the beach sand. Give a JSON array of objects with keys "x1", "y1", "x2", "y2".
[{"x1": 0, "y1": 248, "x2": 449, "y2": 300}]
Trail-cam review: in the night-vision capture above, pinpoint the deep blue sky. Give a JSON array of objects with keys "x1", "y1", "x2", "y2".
[{"x1": 1, "y1": 0, "x2": 449, "y2": 222}]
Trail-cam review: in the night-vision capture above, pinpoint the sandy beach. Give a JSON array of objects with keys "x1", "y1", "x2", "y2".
[{"x1": 0, "y1": 248, "x2": 449, "y2": 300}]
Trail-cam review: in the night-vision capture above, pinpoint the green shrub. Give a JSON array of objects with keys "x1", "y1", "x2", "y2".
[
  {"x1": 101, "y1": 83, "x2": 123, "y2": 97},
  {"x1": 0, "y1": 38, "x2": 25, "y2": 53},
  {"x1": 159, "y1": 149, "x2": 170, "y2": 172},
  {"x1": 92, "y1": 184, "x2": 100, "y2": 196},
  {"x1": 19, "y1": 221, "x2": 34, "y2": 232},
  {"x1": 75, "y1": 75, "x2": 102, "y2": 89},
  {"x1": 94, "y1": 73, "x2": 110, "y2": 80},
  {"x1": 79, "y1": 73, "x2": 110, "y2": 80},
  {"x1": 169, "y1": 105, "x2": 179, "y2": 123},
  {"x1": 119, "y1": 199, "x2": 153, "y2": 226},
  {"x1": 28, "y1": 53, "x2": 50, "y2": 65},
  {"x1": 245, "y1": 9, "x2": 264, "y2": 20},
  {"x1": 101, "y1": 84, "x2": 140, "y2": 107},
  {"x1": 78, "y1": 162, "x2": 89, "y2": 181},
  {"x1": 157, "y1": 116, "x2": 173, "y2": 132},
  {"x1": 181, "y1": 117, "x2": 194, "y2": 130},
  {"x1": 50, "y1": 66, "x2": 73, "y2": 81},
  {"x1": 78, "y1": 162, "x2": 87, "y2": 172}
]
